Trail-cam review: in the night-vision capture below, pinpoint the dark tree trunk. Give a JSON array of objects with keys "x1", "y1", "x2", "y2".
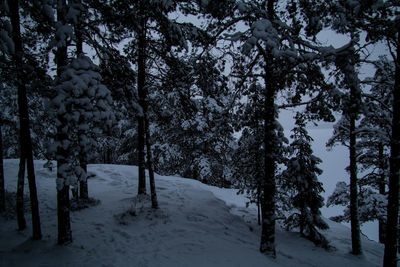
[
  {"x1": 259, "y1": 1, "x2": 277, "y2": 257},
  {"x1": 74, "y1": 7, "x2": 88, "y2": 200},
  {"x1": 349, "y1": 114, "x2": 361, "y2": 255},
  {"x1": 75, "y1": 4, "x2": 83, "y2": 57},
  {"x1": 9, "y1": 0, "x2": 41, "y2": 240},
  {"x1": 72, "y1": 186, "x2": 78, "y2": 202},
  {"x1": 0, "y1": 123, "x2": 4, "y2": 212},
  {"x1": 257, "y1": 188, "x2": 261, "y2": 226},
  {"x1": 16, "y1": 157, "x2": 26, "y2": 230},
  {"x1": 336, "y1": 44, "x2": 362, "y2": 255},
  {"x1": 260, "y1": 70, "x2": 276, "y2": 257},
  {"x1": 56, "y1": 0, "x2": 72, "y2": 245},
  {"x1": 378, "y1": 143, "x2": 386, "y2": 244},
  {"x1": 79, "y1": 157, "x2": 88, "y2": 199},
  {"x1": 137, "y1": 3, "x2": 147, "y2": 195},
  {"x1": 145, "y1": 115, "x2": 158, "y2": 209},
  {"x1": 383, "y1": 30, "x2": 400, "y2": 267},
  {"x1": 57, "y1": 182, "x2": 72, "y2": 244}
]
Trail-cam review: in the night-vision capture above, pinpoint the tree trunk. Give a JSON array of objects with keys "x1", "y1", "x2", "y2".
[
  {"x1": 56, "y1": 0, "x2": 72, "y2": 245},
  {"x1": 0, "y1": 123, "x2": 5, "y2": 212},
  {"x1": 378, "y1": 143, "x2": 386, "y2": 244},
  {"x1": 57, "y1": 181, "x2": 72, "y2": 244},
  {"x1": 349, "y1": 114, "x2": 362, "y2": 255},
  {"x1": 74, "y1": 7, "x2": 89, "y2": 200},
  {"x1": 145, "y1": 115, "x2": 158, "y2": 209},
  {"x1": 9, "y1": 0, "x2": 42, "y2": 240},
  {"x1": 257, "y1": 188, "x2": 261, "y2": 226},
  {"x1": 16, "y1": 157, "x2": 26, "y2": 230},
  {"x1": 79, "y1": 157, "x2": 88, "y2": 199},
  {"x1": 137, "y1": 2, "x2": 147, "y2": 195},
  {"x1": 383, "y1": 30, "x2": 400, "y2": 267},
  {"x1": 259, "y1": 1, "x2": 277, "y2": 257},
  {"x1": 260, "y1": 69, "x2": 276, "y2": 257},
  {"x1": 337, "y1": 43, "x2": 362, "y2": 255}
]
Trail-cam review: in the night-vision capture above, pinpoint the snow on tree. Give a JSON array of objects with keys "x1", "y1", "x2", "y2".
[
  {"x1": 151, "y1": 52, "x2": 236, "y2": 187},
  {"x1": 327, "y1": 181, "x2": 387, "y2": 224},
  {"x1": 358, "y1": 57, "x2": 393, "y2": 244},
  {"x1": 230, "y1": 0, "x2": 338, "y2": 257},
  {"x1": 327, "y1": 56, "x2": 395, "y2": 247},
  {"x1": 281, "y1": 113, "x2": 329, "y2": 248},
  {"x1": 50, "y1": 55, "x2": 114, "y2": 195}
]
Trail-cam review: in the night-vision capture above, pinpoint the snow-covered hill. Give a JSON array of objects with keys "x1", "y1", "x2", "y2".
[{"x1": 0, "y1": 159, "x2": 383, "y2": 266}]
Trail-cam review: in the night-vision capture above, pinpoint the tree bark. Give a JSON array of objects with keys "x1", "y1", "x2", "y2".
[
  {"x1": 383, "y1": 30, "x2": 400, "y2": 267},
  {"x1": 259, "y1": 1, "x2": 277, "y2": 257},
  {"x1": 145, "y1": 115, "x2": 158, "y2": 209},
  {"x1": 137, "y1": 1, "x2": 147, "y2": 195},
  {"x1": 56, "y1": 0, "x2": 72, "y2": 245},
  {"x1": 349, "y1": 114, "x2": 362, "y2": 255},
  {"x1": 257, "y1": 188, "x2": 261, "y2": 226},
  {"x1": 57, "y1": 183, "x2": 72, "y2": 244},
  {"x1": 16, "y1": 157, "x2": 26, "y2": 230},
  {"x1": 9, "y1": 0, "x2": 42, "y2": 240},
  {"x1": 378, "y1": 143, "x2": 386, "y2": 244},
  {"x1": 79, "y1": 157, "x2": 88, "y2": 199},
  {"x1": 260, "y1": 66, "x2": 276, "y2": 257},
  {"x1": 74, "y1": 3, "x2": 88, "y2": 200},
  {"x1": 0, "y1": 123, "x2": 5, "y2": 212}
]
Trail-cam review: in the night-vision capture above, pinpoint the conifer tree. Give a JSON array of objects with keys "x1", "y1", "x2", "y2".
[
  {"x1": 231, "y1": 0, "x2": 334, "y2": 256},
  {"x1": 282, "y1": 113, "x2": 329, "y2": 247}
]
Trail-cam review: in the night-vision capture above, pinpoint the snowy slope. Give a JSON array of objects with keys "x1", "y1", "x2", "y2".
[{"x1": 0, "y1": 159, "x2": 383, "y2": 266}]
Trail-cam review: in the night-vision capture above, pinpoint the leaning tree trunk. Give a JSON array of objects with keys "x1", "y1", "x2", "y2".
[
  {"x1": 0, "y1": 122, "x2": 5, "y2": 212},
  {"x1": 55, "y1": 0, "x2": 72, "y2": 245},
  {"x1": 144, "y1": 115, "x2": 158, "y2": 209},
  {"x1": 16, "y1": 157, "x2": 26, "y2": 230},
  {"x1": 383, "y1": 30, "x2": 400, "y2": 267},
  {"x1": 137, "y1": 3, "x2": 147, "y2": 195},
  {"x1": 9, "y1": 0, "x2": 41, "y2": 240}
]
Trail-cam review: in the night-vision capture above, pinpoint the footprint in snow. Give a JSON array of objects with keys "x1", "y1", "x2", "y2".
[{"x1": 186, "y1": 213, "x2": 208, "y2": 222}]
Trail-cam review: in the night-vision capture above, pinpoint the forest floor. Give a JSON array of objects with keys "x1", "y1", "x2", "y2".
[{"x1": 0, "y1": 159, "x2": 383, "y2": 266}]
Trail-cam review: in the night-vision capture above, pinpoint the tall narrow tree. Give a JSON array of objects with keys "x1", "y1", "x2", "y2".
[
  {"x1": 384, "y1": 27, "x2": 400, "y2": 267},
  {"x1": 336, "y1": 44, "x2": 362, "y2": 255},
  {"x1": 0, "y1": 121, "x2": 4, "y2": 212},
  {"x1": 8, "y1": 0, "x2": 41, "y2": 240},
  {"x1": 136, "y1": 0, "x2": 147, "y2": 195},
  {"x1": 54, "y1": 0, "x2": 72, "y2": 244}
]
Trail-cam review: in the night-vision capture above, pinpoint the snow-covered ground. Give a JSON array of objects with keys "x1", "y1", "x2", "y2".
[{"x1": 0, "y1": 159, "x2": 383, "y2": 266}]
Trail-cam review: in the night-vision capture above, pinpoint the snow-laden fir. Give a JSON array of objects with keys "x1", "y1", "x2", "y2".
[{"x1": 0, "y1": 159, "x2": 383, "y2": 266}]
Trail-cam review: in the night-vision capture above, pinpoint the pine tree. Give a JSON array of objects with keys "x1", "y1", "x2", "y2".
[
  {"x1": 282, "y1": 113, "x2": 329, "y2": 247},
  {"x1": 323, "y1": 0, "x2": 399, "y2": 261},
  {"x1": 152, "y1": 52, "x2": 235, "y2": 187},
  {"x1": 337, "y1": 44, "x2": 363, "y2": 255},
  {"x1": 358, "y1": 57, "x2": 393, "y2": 244},
  {"x1": 230, "y1": 0, "x2": 333, "y2": 256}
]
